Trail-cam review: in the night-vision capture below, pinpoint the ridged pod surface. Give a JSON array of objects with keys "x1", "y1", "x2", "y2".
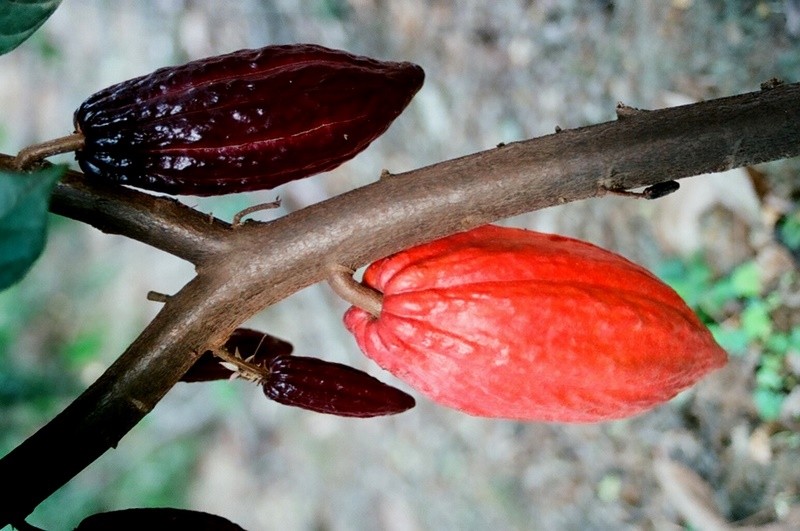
[
  {"x1": 344, "y1": 225, "x2": 728, "y2": 422},
  {"x1": 263, "y1": 355, "x2": 415, "y2": 417},
  {"x1": 181, "y1": 328, "x2": 293, "y2": 382},
  {"x1": 180, "y1": 328, "x2": 413, "y2": 417},
  {"x1": 74, "y1": 44, "x2": 424, "y2": 196}
]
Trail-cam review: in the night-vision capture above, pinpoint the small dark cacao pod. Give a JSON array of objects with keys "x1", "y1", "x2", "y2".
[
  {"x1": 74, "y1": 508, "x2": 246, "y2": 530},
  {"x1": 182, "y1": 327, "x2": 293, "y2": 382},
  {"x1": 263, "y1": 355, "x2": 415, "y2": 417},
  {"x1": 74, "y1": 43, "x2": 425, "y2": 196}
]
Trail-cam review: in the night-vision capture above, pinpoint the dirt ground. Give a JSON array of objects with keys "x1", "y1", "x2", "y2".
[{"x1": 2, "y1": 1, "x2": 800, "y2": 530}]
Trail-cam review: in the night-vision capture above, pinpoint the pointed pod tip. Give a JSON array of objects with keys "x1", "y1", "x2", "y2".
[{"x1": 263, "y1": 355, "x2": 415, "y2": 418}]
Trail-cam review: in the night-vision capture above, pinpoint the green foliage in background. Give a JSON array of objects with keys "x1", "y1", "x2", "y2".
[
  {"x1": 659, "y1": 255, "x2": 800, "y2": 422},
  {"x1": 0, "y1": 0, "x2": 62, "y2": 55},
  {"x1": 29, "y1": 434, "x2": 200, "y2": 529},
  {"x1": 0, "y1": 213, "x2": 204, "y2": 528},
  {"x1": 778, "y1": 209, "x2": 800, "y2": 252}
]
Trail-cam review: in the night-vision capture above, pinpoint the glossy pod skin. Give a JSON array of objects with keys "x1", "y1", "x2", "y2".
[
  {"x1": 344, "y1": 225, "x2": 728, "y2": 423},
  {"x1": 263, "y1": 355, "x2": 415, "y2": 417},
  {"x1": 74, "y1": 44, "x2": 425, "y2": 196},
  {"x1": 181, "y1": 328, "x2": 413, "y2": 418}
]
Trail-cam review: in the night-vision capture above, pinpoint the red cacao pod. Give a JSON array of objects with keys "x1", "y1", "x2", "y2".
[
  {"x1": 343, "y1": 225, "x2": 727, "y2": 422},
  {"x1": 263, "y1": 355, "x2": 415, "y2": 417},
  {"x1": 74, "y1": 44, "x2": 424, "y2": 196},
  {"x1": 182, "y1": 328, "x2": 293, "y2": 382}
]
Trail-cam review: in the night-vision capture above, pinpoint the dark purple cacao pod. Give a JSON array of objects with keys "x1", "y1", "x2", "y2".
[
  {"x1": 182, "y1": 327, "x2": 293, "y2": 382},
  {"x1": 74, "y1": 44, "x2": 425, "y2": 196},
  {"x1": 74, "y1": 508, "x2": 246, "y2": 530},
  {"x1": 263, "y1": 355, "x2": 415, "y2": 417}
]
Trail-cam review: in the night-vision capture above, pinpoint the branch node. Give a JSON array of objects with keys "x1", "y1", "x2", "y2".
[
  {"x1": 147, "y1": 291, "x2": 172, "y2": 303},
  {"x1": 761, "y1": 77, "x2": 784, "y2": 90},
  {"x1": 602, "y1": 181, "x2": 680, "y2": 200},
  {"x1": 327, "y1": 265, "x2": 383, "y2": 318},
  {"x1": 615, "y1": 102, "x2": 650, "y2": 119},
  {"x1": 129, "y1": 398, "x2": 150, "y2": 414},
  {"x1": 232, "y1": 198, "x2": 281, "y2": 227}
]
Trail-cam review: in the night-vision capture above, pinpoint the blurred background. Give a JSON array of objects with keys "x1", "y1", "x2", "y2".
[{"x1": 1, "y1": 1, "x2": 800, "y2": 529}]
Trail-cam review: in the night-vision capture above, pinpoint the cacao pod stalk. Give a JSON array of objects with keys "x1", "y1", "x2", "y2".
[{"x1": 181, "y1": 328, "x2": 293, "y2": 382}]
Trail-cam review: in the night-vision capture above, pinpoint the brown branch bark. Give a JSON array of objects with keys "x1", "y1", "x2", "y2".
[
  {"x1": 1, "y1": 82, "x2": 799, "y2": 525},
  {"x1": 50, "y1": 169, "x2": 233, "y2": 265},
  {"x1": 0, "y1": 155, "x2": 232, "y2": 265}
]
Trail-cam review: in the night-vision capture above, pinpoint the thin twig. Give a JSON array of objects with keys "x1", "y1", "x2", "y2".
[
  {"x1": 146, "y1": 291, "x2": 171, "y2": 303},
  {"x1": 232, "y1": 198, "x2": 281, "y2": 227}
]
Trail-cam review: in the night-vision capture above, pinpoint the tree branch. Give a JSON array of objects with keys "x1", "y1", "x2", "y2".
[
  {"x1": 50, "y1": 169, "x2": 233, "y2": 266},
  {"x1": 1, "y1": 82, "x2": 799, "y2": 525},
  {"x1": 1, "y1": 155, "x2": 232, "y2": 266}
]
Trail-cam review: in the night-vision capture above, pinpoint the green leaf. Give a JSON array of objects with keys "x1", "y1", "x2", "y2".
[
  {"x1": 0, "y1": 0, "x2": 62, "y2": 55},
  {"x1": 0, "y1": 165, "x2": 64, "y2": 290}
]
